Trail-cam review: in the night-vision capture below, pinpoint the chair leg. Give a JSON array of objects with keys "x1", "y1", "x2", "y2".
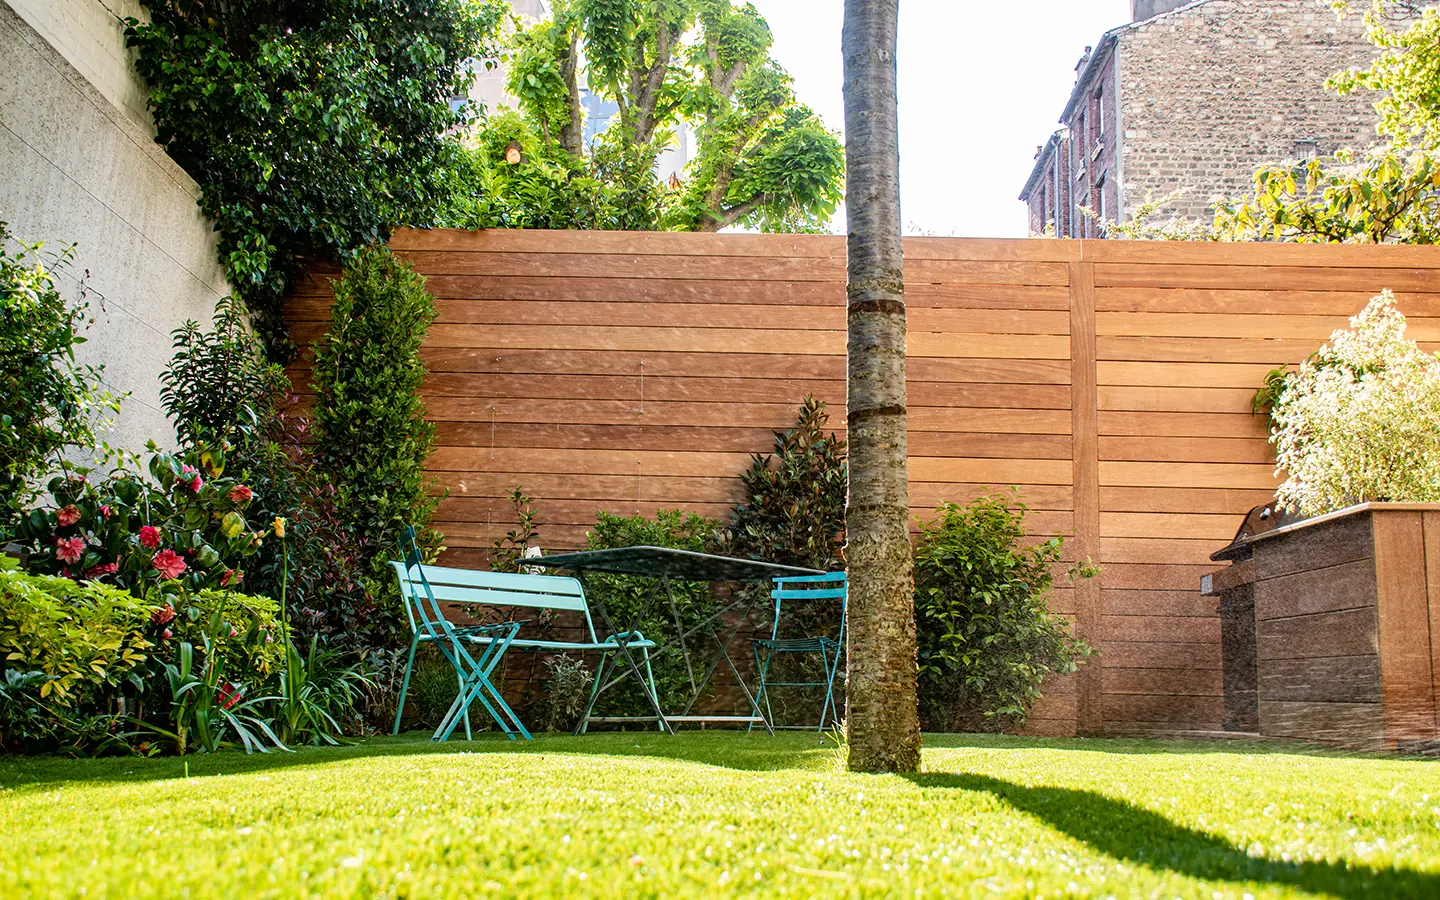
[
  {"x1": 576, "y1": 651, "x2": 615, "y2": 736},
  {"x1": 817, "y1": 645, "x2": 836, "y2": 733},
  {"x1": 393, "y1": 636, "x2": 420, "y2": 736},
  {"x1": 641, "y1": 646, "x2": 664, "y2": 732},
  {"x1": 456, "y1": 668, "x2": 473, "y2": 740}
]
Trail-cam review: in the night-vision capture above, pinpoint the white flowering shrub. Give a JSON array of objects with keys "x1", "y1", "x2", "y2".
[{"x1": 1273, "y1": 291, "x2": 1440, "y2": 516}]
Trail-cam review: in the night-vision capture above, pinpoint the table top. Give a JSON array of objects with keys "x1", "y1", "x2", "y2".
[{"x1": 523, "y1": 546, "x2": 824, "y2": 581}]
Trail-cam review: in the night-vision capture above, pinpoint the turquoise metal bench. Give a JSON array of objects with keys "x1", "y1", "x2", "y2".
[{"x1": 391, "y1": 533, "x2": 661, "y2": 740}]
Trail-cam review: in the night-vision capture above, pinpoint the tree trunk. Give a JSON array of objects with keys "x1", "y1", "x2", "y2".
[{"x1": 841, "y1": 0, "x2": 921, "y2": 774}]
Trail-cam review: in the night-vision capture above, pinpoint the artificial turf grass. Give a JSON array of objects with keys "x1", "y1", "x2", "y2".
[{"x1": 0, "y1": 732, "x2": 1437, "y2": 898}]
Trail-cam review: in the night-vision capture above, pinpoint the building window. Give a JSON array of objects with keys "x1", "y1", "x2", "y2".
[
  {"x1": 1096, "y1": 87, "x2": 1105, "y2": 140},
  {"x1": 1098, "y1": 174, "x2": 1108, "y2": 225}
]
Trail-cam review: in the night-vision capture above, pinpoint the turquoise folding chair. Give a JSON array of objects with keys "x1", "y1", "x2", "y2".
[
  {"x1": 750, "y1": 572, "x2": 847, "y2": 732},
  {"x1": 392, "y1": 527, "x2": 531, "y2": 741}
]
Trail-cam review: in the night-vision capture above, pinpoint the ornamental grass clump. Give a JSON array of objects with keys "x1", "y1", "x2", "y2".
[{"x1": 1272, "y1": 291, "x2": 1440, "y2": 516}]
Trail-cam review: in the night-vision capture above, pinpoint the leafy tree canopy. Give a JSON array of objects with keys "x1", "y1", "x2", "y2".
[
  {"x1": 442, "y1": 0, "x2": 844, "y2": 233},
  {"x1": 127, "y1": 0, "x2": 506, "y2": 357}
]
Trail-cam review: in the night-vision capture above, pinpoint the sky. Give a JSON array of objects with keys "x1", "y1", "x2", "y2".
[{"x1": 748, "y1": 0, "x2": 1135, "y2": 238}]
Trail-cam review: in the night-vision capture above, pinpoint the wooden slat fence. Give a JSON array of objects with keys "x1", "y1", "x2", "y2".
[{"x1": 285, "y1": 229, "x2": 1440, "y2": 737}]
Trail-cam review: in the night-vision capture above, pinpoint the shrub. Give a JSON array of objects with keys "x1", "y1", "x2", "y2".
[
  {"x1": 720, "y1": 395, "x2": 847, "y2": 572},
  {"x1": 912, "y1": 494, "x2": 1092, "y2": 733},
  {"x1": 583, "y1": 510, "x2": 722, "y2": 717},
  {"x1": 0, "y1": 225, "x2": 120, "y2": 531},
  {"x1": 0, "y1": 564, "x2": 158, "y2": 707},
  {"x1": 1270, "y1": 292, "x2": 1440, "y2": 516},
  {"x1": 158, "y1": 300, "x2": 382, "y2": 650},
  {"x1": 11, "y1": 446, "x2": 269, "y2": 597},
  {"x1": 312, "y1": 246, "x2": 442, "y2": 632}
]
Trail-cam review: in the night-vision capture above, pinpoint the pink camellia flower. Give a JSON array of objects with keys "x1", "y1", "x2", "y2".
[
  {"x1": 139, "y1": 526, "x2": 161, "y2": 549},
  {"x1": 85, "y1": 562, "x2": 118, "y2": 580},
  {"x1": 55, "y1": 537, "x2": 85, "y2": 564},
  {"x1": 99, "y1": 505, "x2": 113, "y2": 519},
  {"x1": 56, "y1": 505, "x2": 82, "y2": 527},
  {"x1": 181, "y1": 465, "x2": 203, "y2": 493},
  {"x1": 151, "y1": 604, "x2": 177, "y2": 626},
  {"x1": 228, "y1": 626, "x2": 238, "y2": 638},
  {"x1": 216, "y1": 681, "x2": 241, "y2": 711},
  {"x1": 161, "y1": 628, "x2": 173, "y2": 641},
  {"x1": 227, "y1": 484, "x2": 253, "y2": 503},
  {"x1": 152, "y1": 549, "x2": 187, "y2": 580}
]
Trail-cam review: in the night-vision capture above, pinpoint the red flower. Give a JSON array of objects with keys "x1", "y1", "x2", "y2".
[
  {"x1": 227, "y1": 484, "x2": 253, "y2": 503},
  {"x1": 161, "y1": 629, "x2": 173, "y2": 640},
  {"x1": 100, "y1": 505, "x2": 114, "y2": 519},
  {"x1": 152, "y1": 549, "x2": 187, "y2": 580},
  {"x1": 181, "y1": 465, "x2": 202, "y2": 493},
  {"x1": 151, "y1": 604, "x2": 176, "y2": 626},
  {"x1": 139, "y1": 526, "x2": 161, "y2": 549},
  {"x1": 85, "y1": 562, "x2": 118, "y2": 580},
  {"x1": 55, "y1": 537, "x2": 85, "y2": 564},
  {"x1": 216, "y1": 681, "x2": 241, "y2": 711},
  {"x1": 56, "y1": 505, "x2": 81, "y2": 527}
]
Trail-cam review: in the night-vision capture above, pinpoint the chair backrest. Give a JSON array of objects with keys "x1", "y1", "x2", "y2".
[
  {"x1": 769, "y1": 572, "x2": 848, "y2": 643},
  {"x1": 392, "y1": 528, "x2": 597, "y2": 642}
]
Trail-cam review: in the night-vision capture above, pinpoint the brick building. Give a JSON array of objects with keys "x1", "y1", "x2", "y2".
[{"x1": 1020, "y1": 0, "x2": 1392, "y2": 237}]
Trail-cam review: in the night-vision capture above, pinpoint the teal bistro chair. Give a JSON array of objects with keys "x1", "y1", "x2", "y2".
[{"x1": 750, "y1": 572, "x2": 848, "y2": 732}]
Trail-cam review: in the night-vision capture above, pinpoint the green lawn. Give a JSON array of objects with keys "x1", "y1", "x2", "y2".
[{"x1": 0, "y1": 732, "x2": 1436, "y2": 898}]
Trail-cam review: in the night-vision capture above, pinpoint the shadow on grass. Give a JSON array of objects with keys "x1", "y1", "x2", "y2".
[
  {"x1": 908, "y1": 771, "x2": 1439, "y2": 900},
  {"x1": 0, "y1": 730, "x2": 832, "y2": 792}
]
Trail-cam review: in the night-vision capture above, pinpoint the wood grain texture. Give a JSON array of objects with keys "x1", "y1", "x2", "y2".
[
  {"x1": 1068, "y1": 262, "x2": 1103, "y2": 734},
  {"x1": 1371, "y1": 511, "x2": 1439, "y2": 745},
  {"x1": 285, "y1": 230, "x2": 1440, "y2": 738}
]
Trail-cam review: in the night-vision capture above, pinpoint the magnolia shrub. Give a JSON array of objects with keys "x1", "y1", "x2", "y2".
[{"x1": 1273, "y1": 291, "x2": 1440, "y2": 515}]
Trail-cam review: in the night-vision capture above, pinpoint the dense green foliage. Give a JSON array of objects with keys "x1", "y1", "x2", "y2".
[
  {"x1": 158, "y1": 301, "x2": 380, "y2": 649},
  {"x1": 913, "y1": 495, "x2": 1092, "y2": 733},
  {"x1": 125, "y1": 0, "x2": 505, "y2": 355},
  {"x1": 11, "y1": 448, "x2": 269, "y2": 596},
  {"x1": 0, "y1": 560, "x2": 286, "y2": 755},
  {"x1": 3, "y1": 732, "x2": 1439, "y2": 897},
  {"x1": 441, "y1": 0, "x2": 844, "y2": 233},
  {"x1": 0, "y1": 227, "x2": 119, "y2": 532},
  {"x1": 311, "y1": 247, "x2": 441, "y2": 634},
  {"x1": 583, "y1": 509, "x2": 721, "y2": 715},
  {"x1": 720, "y1": 396, "x2": 846, "y2": 572}
]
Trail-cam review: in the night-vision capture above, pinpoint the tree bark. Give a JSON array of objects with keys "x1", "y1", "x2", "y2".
[
  {"x1": 841, "y1": 0, "x2": 921, "y2": 774},
  {"x1": 558, "y1": 25, "x2": 585, "y2": 159}
]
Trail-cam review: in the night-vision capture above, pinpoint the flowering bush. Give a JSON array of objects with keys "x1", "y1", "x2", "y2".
[
  {"x1": 11, "y1": 445, "x2": 270, "y2": 597},
  {"x1": 1271, "y1": 292, "x2": 1440, "y2": 516}
]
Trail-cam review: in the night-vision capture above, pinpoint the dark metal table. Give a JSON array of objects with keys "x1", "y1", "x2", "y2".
[{"x1": 523, "y1": 546, "x2": 823, "y2": 734}]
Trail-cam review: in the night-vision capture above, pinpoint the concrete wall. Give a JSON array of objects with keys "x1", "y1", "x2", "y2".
[
  {"x1": 1117, "y1": 0, "x2": 1383, "y2": 222},
  {"x1": 0, "y1": 0, "x2": 226, "y2": 454}
]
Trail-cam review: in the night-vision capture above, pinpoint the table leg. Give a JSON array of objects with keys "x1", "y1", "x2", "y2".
[{"x1": 585, "y1": 575, "x2": 672, "y2": 734}]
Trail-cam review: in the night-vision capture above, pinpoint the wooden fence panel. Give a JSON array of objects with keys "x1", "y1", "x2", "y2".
[{"x1": 285, "y1": 229, "x2": 1440, "y2": 737}]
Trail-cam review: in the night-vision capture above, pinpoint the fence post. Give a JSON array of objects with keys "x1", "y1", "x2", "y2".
[{"x1": 1068, "y1": 256, "x2": 1103, "y2": 736}]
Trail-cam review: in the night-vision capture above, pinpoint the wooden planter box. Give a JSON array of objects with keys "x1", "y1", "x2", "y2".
[{"x1": 1230, "y1": 504, "x2": 1440, "y2": 752}]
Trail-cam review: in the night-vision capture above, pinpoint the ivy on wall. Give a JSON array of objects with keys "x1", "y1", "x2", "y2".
[{"x1": 125, "y1": 0, "x2": 505, "y2": 359}]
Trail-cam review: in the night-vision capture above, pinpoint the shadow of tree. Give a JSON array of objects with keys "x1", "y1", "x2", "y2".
[
  {"x1": 906, "y1": 771, "x2": 1439, "y2": 899},
  {"x1": 0, "y1": 731, "x2": 830, "y2": 792}
]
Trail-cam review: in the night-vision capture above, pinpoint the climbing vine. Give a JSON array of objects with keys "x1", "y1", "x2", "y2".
[{"x1": 125, "y1": 0, "x2": 505, "y2": 359}]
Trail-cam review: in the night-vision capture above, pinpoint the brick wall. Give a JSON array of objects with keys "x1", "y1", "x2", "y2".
[{"x1": 1117, "y1": 0, "x2": 1382, "y2": 222}]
